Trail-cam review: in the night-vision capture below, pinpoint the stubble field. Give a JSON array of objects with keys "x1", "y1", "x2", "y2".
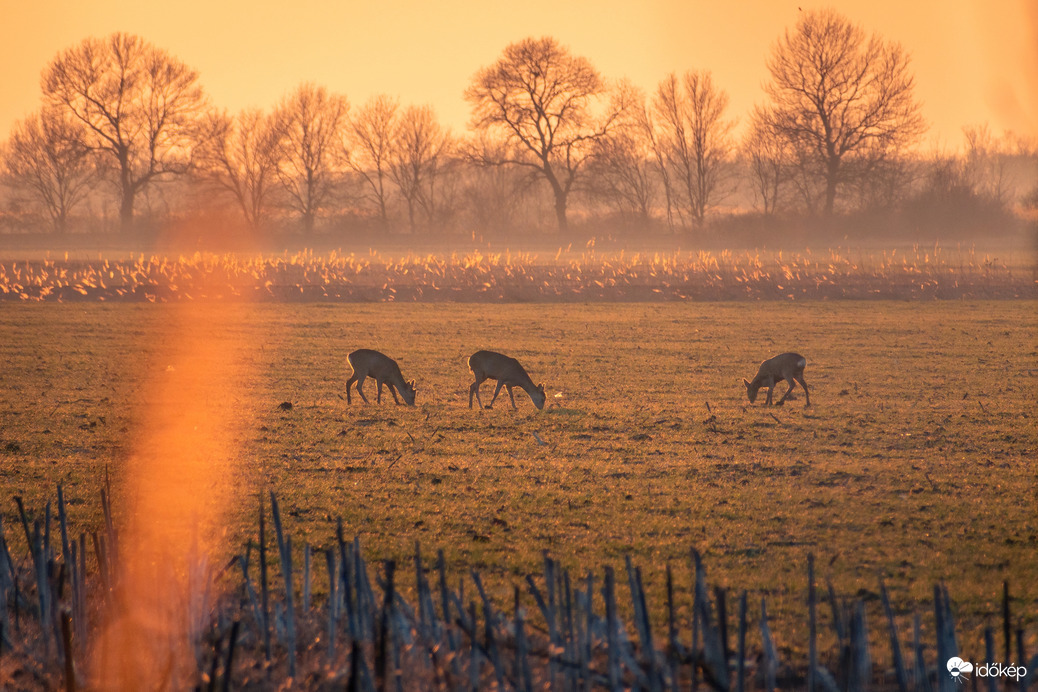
[{"x1": 0, "y1": 299, "x2": 1035, "y2": 663}]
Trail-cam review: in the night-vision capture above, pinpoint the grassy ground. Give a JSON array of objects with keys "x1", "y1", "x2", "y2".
[{"x1": 0, "y1": 301, "x2": 1035, "y2": 664}]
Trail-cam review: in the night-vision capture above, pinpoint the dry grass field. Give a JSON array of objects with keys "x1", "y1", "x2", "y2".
[{"x1": 0, "y1": 298, "x2": 1034, "y2": 674}]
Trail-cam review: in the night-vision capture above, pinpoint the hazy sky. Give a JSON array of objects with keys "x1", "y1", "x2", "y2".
[{"x1": 2, "y1": 0, "x2": 1035, "y2": 148}]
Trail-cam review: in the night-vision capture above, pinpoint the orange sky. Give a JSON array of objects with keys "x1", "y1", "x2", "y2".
[{"x1": 2, "y1": 0, "x2": 1035, "y2": 148}]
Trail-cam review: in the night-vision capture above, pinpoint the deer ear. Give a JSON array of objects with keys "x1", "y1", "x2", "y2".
[
  {"x1": 743, "y1": 378, "x2": 751, "y2": 388},
  {"x1": 537, "y1": 383, "x2": 545, "y2": 392}
]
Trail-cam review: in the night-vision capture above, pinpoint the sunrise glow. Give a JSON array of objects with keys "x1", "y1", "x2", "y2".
[{"x1": 1, "y1": 0, "x2": 1035, "y2": 148}]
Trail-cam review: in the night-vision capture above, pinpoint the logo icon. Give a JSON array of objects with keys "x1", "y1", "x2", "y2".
[{"x1": 947, "y1": 657, "x2": 974, "y2": 683}]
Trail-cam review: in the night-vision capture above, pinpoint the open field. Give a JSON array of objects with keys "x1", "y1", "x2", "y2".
[{"x1": 0, "y1": 299, "x2": 1035, "y2": 675}]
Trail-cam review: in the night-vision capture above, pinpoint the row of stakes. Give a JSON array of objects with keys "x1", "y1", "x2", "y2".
[{"x1": 0, "y1": 483, "x2": 1034, "y2": 690}]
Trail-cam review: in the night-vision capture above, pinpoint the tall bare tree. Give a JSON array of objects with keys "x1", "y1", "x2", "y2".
[
  {"x1": 460, "y1": 134, "x2": 535, "y2": 235},
  {"x1": 465, "y1": 36, "x2": 629, "y2": 231},
  {"x1": 422, "y1": 156, "x2": 464, "y2": 232},
  {"x1": 272, "y1": 83, "x2": 348, "y2": 233},
  {"x1": 650, "y1": 70, "x2": 735, "y2": 228},
  {"x1": 744, "y1": 107, "x2": 791, "y2": 215},
  {"x1": 345, "y1": 95, "x2": 399, "y2": 229},
  {"x1": 634, "y1": 100, "x2": 676, "y2": 230},
  {"x1": 41, "y1": 32, "x2": 206, "y2": 232},
  {"x1": 1, "y1": 108, "x2": 96, "y2": 233},
  {"x1": 585, "y1": 124, "x2": 657, "y2": 225},
  {"x1": 388, "y1": 105, "x2": 450, "y2": 233},
  {"x1": 194, "y1": 109, "x2": 282, "y2": 230},
  {"x1": 962, "y1": 124, "x2": 1015, "y2": 206},
  {"x1": 761, "y1": 9, "x2": 926, "y2": 216}
]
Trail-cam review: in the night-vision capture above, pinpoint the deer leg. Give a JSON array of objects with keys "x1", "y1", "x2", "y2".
[
  {"x1": 346, "y1": 375, "x2": 358, "y2": 405},
  {"x1": 376, "y1": 381, "x2": 385, "y2": 404},
  {"x1": 470, "y1": 377, "x2": 487, "y2": 409},
  {"x1": 506, "y1": 385, "x2": 518, "y2": 410},
  {"x1": 776, "y1": 377, "x2": 796, "y2": 405},
  {"x1": 355, "y1": 376, "x2": 370, "y2": 404},
  {"x1": 795, "y1": 375, "x2": 810, "y2": 406},
  {"x1": 765, "y1": 384, "x2": 774, "y2": 405},
  {"x1": 488, "y1": 380, "x2": 506, "y2": 409},
  {"x1": 388, "y1": 384, "x2": 401, "y2": 405}
]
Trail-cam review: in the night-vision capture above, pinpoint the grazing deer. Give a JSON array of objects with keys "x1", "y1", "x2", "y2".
[
  {"x1": 468, "y1": 350, "x2": 546, "y2": 411},
  {"x1": 346, "y1": 349, "x2": 417, "y2": 406},
  {"x1": 743, "y1": 352, "x2": 810, "y2": 406}
]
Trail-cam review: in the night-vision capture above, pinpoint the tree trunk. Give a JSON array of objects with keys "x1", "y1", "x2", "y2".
[
  {"x1": 119, "y1": 190, "x2": 135, "y2": 233},
  {"x1": 823, "y1": 180, "x2": 837, "y2": 216},
  {"x1": 823, "y1": 156, "x2": 840, "y2": 216},
  {"x1": 378, "y1": 196, "x2": 389, "y2": 230},
  {"x1": 542, "y1": 163, "x2": 569, "y2": 232},
  {"x1": 119, "y1": 152, "x2": 135, "y2": 233},
  {"x1": 553, "y1": 192, "x2": 569, "y2": 232},
  {"x1": 547, "y1": 175, "x2": 569, "y2": 232}
]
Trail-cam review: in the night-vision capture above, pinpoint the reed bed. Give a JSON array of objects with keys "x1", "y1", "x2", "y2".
[{"x1": 0, "y1": 246, "x2": 1032, "y2": 302}]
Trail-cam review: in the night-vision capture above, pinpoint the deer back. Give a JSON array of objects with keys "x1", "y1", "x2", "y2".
[{"x1": 469, "y1": 350, "x2": 532, "y2": 385}]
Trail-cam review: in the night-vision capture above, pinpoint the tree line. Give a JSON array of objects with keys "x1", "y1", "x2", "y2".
[{"x1": 2, "y1": 9, "x2": 1035, "y2": 239}]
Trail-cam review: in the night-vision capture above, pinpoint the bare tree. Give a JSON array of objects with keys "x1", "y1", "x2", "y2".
[
  {"x1": 194, "y1": 108, "x2": 282, "y2": 230},
  {"x1": 650, "y1": 71, "x2": 736, "y2": 228},
  {"x1": 761, "y1": 9, "x2": 926, "y2": 216},
  {"x1": 422, "y1": 155, "x2": 464, "y2": 232},
  {"x1": 585, "y1": 124, "x2": 657, "y2": 225},
  {"x1": 963, "y1": 124, "x2": 1015, "y2": 206},
  {"x1": 848, "y1": 152, "x2": 917, "y2": 211},
  {"x1": 634, "y1": 99, "x2": 676, "y2": 230},
  {"x1": 345, "y1": 95, "x2": 398, "y2": 229},
  {"x1": 388, "y1": 105, "x2": 450, "y2": 233},
  {"x1": 272, "y1": 83, "x2": 348, "y2": 233},
  {"x1": 465, "y1": 36, "x2": 629, "y2": 231},
  {"x1": 460, "y1": 134, "x2": 536, "y2": 235},
  {"x1": 1, "y1": 108, "x2": 96, "y2": 232},
  {"x1": 41, "y1": 32, "x2": 206, "y2": 232},
  {"x1": 744, "y1": 107, "x2": 791, "y2": 215}
]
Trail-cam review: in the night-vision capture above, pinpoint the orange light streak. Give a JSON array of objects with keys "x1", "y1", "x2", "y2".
[{"x1": 92, "y1": 300, "x2": 252, "y2": 690}]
